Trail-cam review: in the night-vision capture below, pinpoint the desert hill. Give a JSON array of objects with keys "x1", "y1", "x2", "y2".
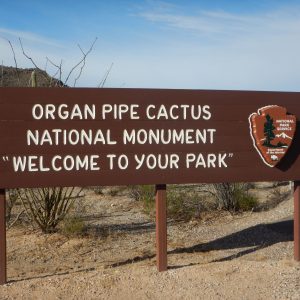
[{"x1": 0, "y1": 66, "x2": 64, "y2": 87}]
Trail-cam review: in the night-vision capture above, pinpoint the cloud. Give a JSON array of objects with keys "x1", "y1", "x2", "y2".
[
  {"x1": 140, "y1": 12, "x2": 223, "y2": 34},
  {"x1": 0, "y1": 27, "x2": 64, "y2": 48},
  {"x1": 138, "y1": 5, "x2": 300, "y2": 40},
  {"x1": 127, "y1": 3, "x2": 300, "y2": 91}
]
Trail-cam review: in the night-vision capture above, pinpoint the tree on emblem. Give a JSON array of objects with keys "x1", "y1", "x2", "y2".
[{"x1": 263, "y1": 114, "x2": 275, "y2": 147}]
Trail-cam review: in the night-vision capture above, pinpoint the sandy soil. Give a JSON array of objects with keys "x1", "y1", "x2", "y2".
[{"x1": 1, "y1": 184, "x2": 300, "y2": 299}]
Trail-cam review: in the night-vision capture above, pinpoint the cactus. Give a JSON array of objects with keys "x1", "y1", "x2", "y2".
[{"x1": 30, "y1": 70, "x2": 37, "y2": 87}]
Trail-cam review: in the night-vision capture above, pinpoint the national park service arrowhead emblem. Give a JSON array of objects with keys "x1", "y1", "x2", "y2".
[{"x1": 249, "y1": 105, "x2": 296, "y2": 167}]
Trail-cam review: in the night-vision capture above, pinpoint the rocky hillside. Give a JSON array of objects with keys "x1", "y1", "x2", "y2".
[{"x1": 0, "y1": 66, "x2": 64, "y2": 87}]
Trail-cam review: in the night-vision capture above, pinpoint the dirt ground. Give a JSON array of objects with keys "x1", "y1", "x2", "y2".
[{"x1": 1, "y1": 184, "x2": 300, "y2": 300}]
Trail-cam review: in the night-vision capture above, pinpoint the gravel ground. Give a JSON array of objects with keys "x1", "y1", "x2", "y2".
[{"x1": 1, "y1": 185, "x2": 300, "y2": 299}]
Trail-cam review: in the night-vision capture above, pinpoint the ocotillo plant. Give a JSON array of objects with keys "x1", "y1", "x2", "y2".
[{"x1": 16, "y1": 71, "x2": 84, "y2": 233}]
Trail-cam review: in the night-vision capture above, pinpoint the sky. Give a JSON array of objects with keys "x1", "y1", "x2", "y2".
[{"x1": 1, "y1": 0, "x2": 300, "y2": 91}]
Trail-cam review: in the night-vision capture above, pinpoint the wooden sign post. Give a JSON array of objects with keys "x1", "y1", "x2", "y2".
[
  {"x1": 294, "y1": 181, "x2": 300, "y2": 261},
  {"x1": 155, "y1": 184, "x2": 167, "y2": 271},
  {"x1": 0, "y1": 87, "x2": 299, "y2": 283},
  {"x1": 0, "y1": 189, "x2": 6, "y2": 285}
]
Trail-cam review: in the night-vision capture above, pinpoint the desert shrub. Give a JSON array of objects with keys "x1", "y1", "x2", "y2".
[
  {"x1": 17, "y1": 187, "x2": 83, "y2": 233},
  {"x1": 212, "y1": 183, "x2": 258, "y2": 212},
  {"x1": 234, "y1": 188, "x2": 258, "y2": 211},
  {"x1": 269, "y1": 186, "x2": 291, "y2": 200},
  {"x1": 6, "y1": 189, "x2": 18, "y2": 225},
  {"x1": 212, "y1": 183, "x2": 237, "y2": 211},
  {"x1": 6, "y1": 189, "x2": 26, "y2": 228},
  {"x1": 128, "y1": 185, "x2": 143, "y2": 201},
  {"x1": 167, "y1": 187, "x2": 205, "y2": 220},
  {"x1": 60, "y1": 195, "x2": 88, "y2": 236},
  {"x1": 138, "y1": 185, "x2": 156, "y2": 215},
  {"x1": 108, "y1": 187, "x2": 120, "y2": 197},
  {"x1": 61, "y1": 216, "x2": 85, "y2": 237},
  {"x1": 130, "y1": 185, "x2": 207, "y2": 220},
  {"x1": 255, "y1": 186, "x2": 290, "y2": 211},
  {"x1": 93, "y1": 186, "x2": 104, "y2": 195}
]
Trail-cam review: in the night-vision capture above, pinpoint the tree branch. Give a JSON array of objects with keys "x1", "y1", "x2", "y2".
[
  {"x1": 7, "y1": 210, "x2": 25, "y2": 229},
  {"x1": 46, "y1": 57, "x2": 63, "y2": 86},
  {"x1": 1, "y1": 60, "x2": 3, "y2": 87},
  {"x1": 98, "y1": 62, "x2": 113, "y2": 88},
  {"x1": 4, "y1": 38, "x2": 20, "y2": 85},
  {"x1": 19, "y1": 37, "x2": 50, "y2": 85},
  {"x1": 64, "y1": 37, "x2": 97, "y2": 86}
]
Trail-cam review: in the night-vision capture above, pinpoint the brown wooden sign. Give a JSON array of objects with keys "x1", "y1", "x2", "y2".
[
  {"x1": 0, "y1": 87, "x2": 299, "y2": 188},
  {"x1": 0, "y1": 87, "x2": 300, "y2": 283}
]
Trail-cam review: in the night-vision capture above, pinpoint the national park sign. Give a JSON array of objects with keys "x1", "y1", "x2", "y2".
[
  {"x1": 0, "y1": 88, "x2": 299, "y2": 188},
  {"x1": 249, "y1": 105, "x2": 297, "y2": 167},
  {"x1": 0, "y1": 87, "x2": 300, "y2": 283}
]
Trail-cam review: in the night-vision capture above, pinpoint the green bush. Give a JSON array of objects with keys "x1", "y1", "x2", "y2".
[
  {"x1": 137, "y1": 185, "x2": 155, "y2": 215},
  {"x1": 167, "y1": 187, "x2": 203, "y2": 220},
  {"x1": 212, "y1": 183, "x2": 258, "y2": 212},
  {"x1": 93, "y1": 186, "x2": 104, "y2": 195},
  {"x1": 234, "y1": 189, "x2": 258, "y2": 211},
  {"x1": 61, "y1": 216, "x2": 85, "y2": 237},
  {"x1": 130, "y1": 185, "x2": 205, "y2": 220},
  {"x1": 108, "y1": 187, "x2": 119, "y2": 197}
]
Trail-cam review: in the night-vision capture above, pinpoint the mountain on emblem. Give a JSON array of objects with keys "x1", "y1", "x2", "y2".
[
  {"x1": 275, "y1": 132, "x2": 292, "y2": 139},
  {"x1": 249, "y1": 105, "x2": 296, "y2": 167}
]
